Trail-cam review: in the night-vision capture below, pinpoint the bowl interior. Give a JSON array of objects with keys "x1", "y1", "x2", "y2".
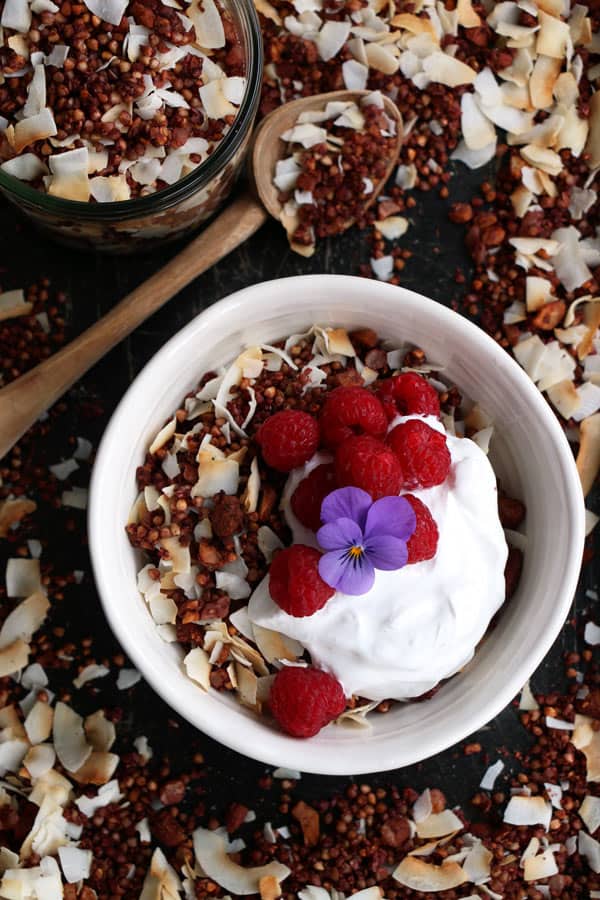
[{"x1": 89, "y1": 275, "x2": 584, "y2": 774}]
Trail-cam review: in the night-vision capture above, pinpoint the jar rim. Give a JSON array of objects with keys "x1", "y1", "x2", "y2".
[{"x1": 0, "y1": 0, "x2": 263, "y2": 222}]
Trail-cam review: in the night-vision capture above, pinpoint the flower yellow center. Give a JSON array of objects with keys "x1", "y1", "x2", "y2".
[{"x1": 348, "y1": 545, "x2": 363, "y2": 559}]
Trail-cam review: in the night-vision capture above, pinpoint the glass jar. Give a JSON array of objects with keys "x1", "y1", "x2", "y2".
[{"x1": 0, "y1": 0, "x2": 262, "y2": 254}]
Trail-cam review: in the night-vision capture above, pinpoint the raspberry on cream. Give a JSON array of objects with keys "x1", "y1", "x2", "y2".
[{"x1": 248, "y1": 415, "x2": 508, "y2": 702}]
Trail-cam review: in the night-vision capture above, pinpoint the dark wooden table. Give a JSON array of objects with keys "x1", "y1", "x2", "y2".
[{"x1": 0, "y1": 164, "x2": 597, "y2": 821}]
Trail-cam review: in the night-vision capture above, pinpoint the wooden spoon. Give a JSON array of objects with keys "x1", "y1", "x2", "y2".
[{"x1": 0, "y1": 90, "x2": 403, "y2": 459}]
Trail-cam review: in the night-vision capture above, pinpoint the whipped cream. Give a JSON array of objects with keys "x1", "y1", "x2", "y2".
[{"x1": 248, "y1": 415, "x2": 508, "y2": 701}]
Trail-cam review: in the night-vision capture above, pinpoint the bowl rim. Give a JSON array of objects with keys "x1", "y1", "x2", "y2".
[
  {"x1": 89, "y1": 274, "x2": 586, "y2": 774},
  {"x1": 0, "y1": 0, "x2": 263, "y2": 222}
]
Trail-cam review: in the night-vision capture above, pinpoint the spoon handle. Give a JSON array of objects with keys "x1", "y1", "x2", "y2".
[{"x1": 0, "y1": 191, "x2": 268, "y2": 460}]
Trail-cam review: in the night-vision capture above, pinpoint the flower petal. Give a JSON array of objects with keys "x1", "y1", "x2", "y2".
[
  {"x1": 364, "y1": 534, "x2": 408, "y2": 571},
  {"x1": 320, "y1": 486, "x2": 371, "y2": 528},
  {"x1": 317, "y1": 517, "x2": 364, "y2": 551},
  {"x1": 319, "y1": 550, "x2": 375, "y2": 596},
  {"x1": 365, "y1": 496, "x2": 416, "y2": 542}
]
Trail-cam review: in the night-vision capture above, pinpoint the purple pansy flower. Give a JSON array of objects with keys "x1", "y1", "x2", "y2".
[{"x1": 316, "y1": 487, "x2": 416, "y2": 596}]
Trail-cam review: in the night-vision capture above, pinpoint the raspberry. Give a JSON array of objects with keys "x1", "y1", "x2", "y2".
[
  {"x1": 378, "y1": 373, "x2": 441, "y2": 421},
  {"x1": 387, "y1": 420, "x2": 451, "y2": 489},
  {"x1": 269, "y1": 545, "x2": 334, "y2": 617},
  {"x1": 320, "y1": 386, "x2": 387, "y2": 449},
  {"x1": 404, "y1": 495, "x2": 439, "y2": 563},
  {"x1": 269, "y1": 666, "x2": 346, "y2": 737},
  {"x1": 335, "y1": 435, "x2": 403, "y2": 500},
  {"x1": 290, "y1": 463, "x2": 337, "y2": 531},
  {"x1": 256, "y1": 410, "x2": 320, "y2": 472}
]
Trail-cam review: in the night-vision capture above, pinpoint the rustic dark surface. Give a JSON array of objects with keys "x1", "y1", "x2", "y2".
[{"x1": 0, "y1": 162, "x2": 598, "y2": 826}]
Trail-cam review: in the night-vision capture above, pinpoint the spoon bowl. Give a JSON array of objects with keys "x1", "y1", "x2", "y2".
[{"x1": 251, "y1": 90, "x2": 404, "y2": 234}]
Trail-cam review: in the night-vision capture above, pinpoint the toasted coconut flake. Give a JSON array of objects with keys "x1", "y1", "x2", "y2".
[
  {"x1": 242, "y1": 456, "x2": 260, "y2": 514},
  {"x1": 416, "y1": 810, "x2": 464, "y2": 838},
  {"x1": 529, "y1": 55, "x2": 562, "y2": 109},
  {"x1": 159, "y1": 536, "x2": 191, "y2": 574},
  {"x1": 526, "y1": 276, "x2": 555, "y2": 311},
  {"x1": 0, "y1": 639, "x2": 29, "y2": 677},
  {"x1": 57, "y1": 845, "x2": 93, "y2": 883},
  {"x1": 199, "y1": 79, "x2": 236, "y2": 119},
  {"x1": 456, "y1": 0, "x2": 480, "y2": 27},
  {"x1": 184, "y1": 647, "x2": 211, "y2": 691},
  {"x1": 463, "y1": 841, "x2": 493, "y2": 882},
  {"x1": 576, "y1": 413, "x2": 600, "y2": 496},
  {"x1": 377, "y1": 216, "x2": 409, "y2": 240},
  {"x1": 24, "y1": 701, "x2": 53, "y2": 745},
  {"x1": 555, "y1": 104, "x2": 588, "y2": 158},
  {"x1": 235, "y1": 664, "x2": 258, "y2": 708},
  {"x1": 552, "y1": 226, "x2": 591, "y2": 291},
  {"x1": 193, "y1": 827, "x2": 291, "y2": 894},
  {"x1": 579, "y1": 831, "x2": 600, "y2": 873},
  {"x1": 585, "y1": 618, "x2": 600, "y2": 641},
  {"x1": 140, "y1": 847, "x2": 183, "y2": 899},
  {"x1": 72, "y1": 750, "x2": 119, "y2": 785},
  {"x1": 116, "y1": 667, "x2": 140, "y2": 690},
  {"x1": 0, "y1": 591, "x2": 49, "y2": 653},
  {"x1": 253, "y1": 0, "x2": 281, "y2": 23},
  {"x1": 546, "y1": 379, "x2": 582, "y2": 420},
  {"x1": 73, "y1": 663, "x2": 110, "y2": 689},
  {"x1": 0, "y1": 154, "x2": 48, "y2": 182},
  {"x1": 188, "y1": 0, "x2": 225, "y2": 47},
  {"x1": 503, "y1": 795, "x2": 552, "y2": 829},
  {"x1": 252, "y1": 624, "x2": 303, "y2": 663},
  {"x1": 564, "y1": 294, "x2": 600, "y2": 328},
  {"x1": 461, "y1": 93, "x2": 495, "y2": 151},
  {"x1": 393, "y1": 857, "x2": 467, "y2": 891},
  {"x1": 580, "y1": 795, "x2": 600, "y2": 833},
  {"x1": 585, "y1": 92, "x2": 600, "y2": 169},
  {"x1": 422, "y1": 51, "x2": 476, "y2": 86},
  {"x1": 149, "y1": 417, "x2": 176, "y2": 454},
  {"x1": 257, "y1": 526, "x2": 284, "y2": 563},
  {"x1": 365, "y1": 42, "x2": 400, "y2": 75},
  {"x1": 520, "y1": 144, "x2": 562, "y2": 176},
  {"x1": 23, "y1": 743, "x2": 56, "y2": 779},
  {"x1": 84, "y1": 709, "x2": 116, "y2": 752},
  {"x1": 324, "y1": 327, "x2": 355, "y2": 357},
  {"x1": 519, "y1": 680, "x2": 539, "y2": 710},
  {"x1": 342, "y1": 58, "x2": 368, "y2": 90},
  {"x1": 0, "y1": 734, "x2": 30, "y2": 778},
  {"x1": 370, "y1": 255, "x2": 394, "y2": 281},
  {"x1": 193, "y1": 453, "x2": 240, "y2": 497},
  {"x1": 5, "y1": 559, "x2": 42, "y2": 598},
  {"x1": 82, "y1": 0, "x2": 126, "y2": 24},
  {"x1": 0, "y1": 289, "x2": 33, "y2": 323},
  {"x1": 53, "y1": 702, "x2": 92, "y2": 773},
  {"x1": 75, "y1": 778, "x2": 122, "y2": 817},
  {"x1": 498, "y1": 47, "x2": 534, "y2": 86},
  {"x1": 281, "y1": 123, "x2": 327, "y2": 149},
  {"x1": 451, "y1": 139, "x2": 497, "y2": 169},
  {"x1": 413, "y1": 789, "x2": 433, "y2": 823},
  {"x1": 523, "y1": 848, "x2": 558, "y2": 881},
  {"x1": 47, "y1": 146, "x2": 90, "y2": 201},
  {"x1": 316, "y1": 20, "x2": 351, "y2": 61},
  {"x1": 537, "y1": 10, "x2": 571, "y2": 58},
  {"x1": 480, "y1": 759, "x2": 505, "y2": 790},
  {"x1": 0, "y1": 0, "x2": 32, "y2": 31}
]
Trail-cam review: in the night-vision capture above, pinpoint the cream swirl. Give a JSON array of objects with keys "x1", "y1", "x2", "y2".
[{"x1": 248, "y1": 416, "x2": 508, "y2": 701}]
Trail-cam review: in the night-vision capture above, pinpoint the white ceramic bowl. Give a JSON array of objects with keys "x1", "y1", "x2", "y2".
[{"x1": 89, "y1": 275, "x2": 585, "y2": 775}]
